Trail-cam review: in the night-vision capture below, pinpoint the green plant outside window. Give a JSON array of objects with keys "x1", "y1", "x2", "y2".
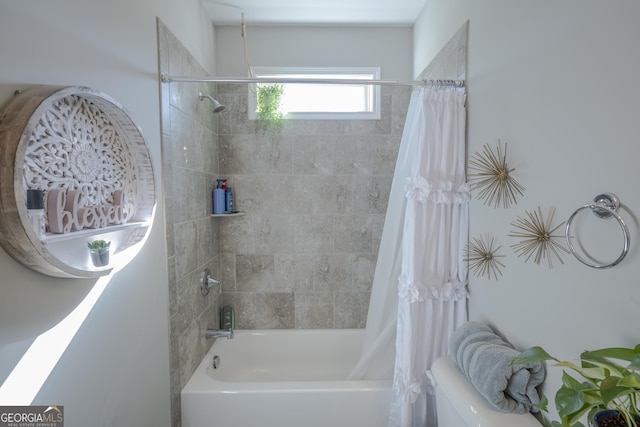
[{"x1": 255, "y1": 84, "x2": 284, "y2": 137}]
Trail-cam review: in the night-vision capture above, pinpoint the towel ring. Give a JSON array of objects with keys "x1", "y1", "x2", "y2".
[{"x1": 565, "y1": 193, "x2": 630, "y2": 269}]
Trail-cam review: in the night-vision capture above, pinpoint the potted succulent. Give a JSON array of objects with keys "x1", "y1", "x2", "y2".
[
  {"x1": 512, "y1": 345, "x2": 640, "y2": 427},
  {"x1": 87, "y1": 239, "x2": 110, "y2": 267},
  {"x1": 255, "y1": 84, "x2": 284, "y2": 138}
]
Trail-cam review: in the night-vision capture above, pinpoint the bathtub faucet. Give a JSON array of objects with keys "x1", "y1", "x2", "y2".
[
  {"x1": 206, "y1": 306, "x2": 235, "y2": 339},
  {"x1": 205, "y1": 328, "x2": 234, "y2": 339}
]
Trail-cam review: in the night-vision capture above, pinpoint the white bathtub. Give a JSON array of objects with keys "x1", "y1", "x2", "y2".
[{"x1": 181, "y1": 329, "x2": 392, "y2": 427}]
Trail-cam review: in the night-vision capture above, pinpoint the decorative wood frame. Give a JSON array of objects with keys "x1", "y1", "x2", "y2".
[{"x1": 0, "y1": 86, "x2": 155, "y2": 278}]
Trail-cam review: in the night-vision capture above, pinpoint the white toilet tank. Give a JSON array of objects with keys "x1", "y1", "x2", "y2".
[{"x1": 432, "y1": 356, "x2": 541, "y2": 427}]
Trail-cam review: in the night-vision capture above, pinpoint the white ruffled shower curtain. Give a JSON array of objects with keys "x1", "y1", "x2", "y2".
[{"x1": 349, "y1": 87, "x2": 469, "y2": 427}]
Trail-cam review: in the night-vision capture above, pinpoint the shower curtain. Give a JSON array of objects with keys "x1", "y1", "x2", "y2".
[
  {"x1": 349, "y1": 87, "x2": 468, "y2": 427},
  {"x1": 391, "y1": 87, "x2": 468, "y2": 427},
  {"x1": 348, "y1": 90, "x2": 422, "y2": 381}
]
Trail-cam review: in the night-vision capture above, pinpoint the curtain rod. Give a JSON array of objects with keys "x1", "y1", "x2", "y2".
[{"x1": 160, "y1": 74, "x2": 464, "y2": 88}]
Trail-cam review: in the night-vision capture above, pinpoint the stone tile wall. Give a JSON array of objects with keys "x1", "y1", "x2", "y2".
[
  {"x1": 158, "y1": 21, "x2": 223, "y2": 427},
  {"x1": 159, "y1": 19, "x2": 414, "y2": 426},
  {"x1": 418, "y1": 21, "x2": 468, "y2": 82},
  {"x1": 215, "y1": 83, "x2": 411, "y2": 329}
]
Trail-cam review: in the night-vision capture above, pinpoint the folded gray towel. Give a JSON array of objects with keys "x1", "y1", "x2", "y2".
[{"x1": 448, "y1": 321, "x2": 545, "y2": 414}]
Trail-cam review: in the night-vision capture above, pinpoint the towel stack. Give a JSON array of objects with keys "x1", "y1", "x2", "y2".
[{"x1": 448, "y1": 321, "x2": 545, "y2": 414}]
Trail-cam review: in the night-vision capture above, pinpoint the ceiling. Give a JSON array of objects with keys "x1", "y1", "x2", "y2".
[{"x1": 202, "y1": 0, "x2": 430, "y2": 26}]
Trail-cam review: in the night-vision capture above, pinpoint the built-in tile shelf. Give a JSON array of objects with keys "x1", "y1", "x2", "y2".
[{"x1": 210, "y1": 212, "x2": 245, "y2": 218}]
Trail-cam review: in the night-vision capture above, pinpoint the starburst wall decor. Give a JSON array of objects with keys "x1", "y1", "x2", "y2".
[
  {"x1": 509, "y1": 206, "x2": 570, "y2": 268},
  {"x1": 465, "y1": 234, "x2": 506, "y2": 280},
  {"x1": 468, "y1": 141, "x2": 525, "y2": 209}
]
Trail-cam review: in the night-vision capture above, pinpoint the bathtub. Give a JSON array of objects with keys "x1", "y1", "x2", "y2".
[{"x1": 181, "y1": 329, "x2": 392, "y2": 427}]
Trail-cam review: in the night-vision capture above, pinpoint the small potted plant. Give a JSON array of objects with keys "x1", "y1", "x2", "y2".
[
  {"x1": 255, "y1": 84, "x2": 284, "y2": 138},
  {"x1": 87, "y1": 239, "x2": 110, "y2": 267},
  {"x1": 512, "y1": 345, "x2": 640, "y2": 427}
]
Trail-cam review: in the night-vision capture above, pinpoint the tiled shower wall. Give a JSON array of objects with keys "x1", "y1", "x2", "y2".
[
  {"x1": 418, "y1": 21, "x2": 468, "y2": 84},
  {"x1": 158, "y1": 20, "x2": 410, "y2": 425},
  {"x1": 158, "y1": 21, "x2": 223, "y2": 427},
  {"x1": 212, "y1": 24, "x2": 468, "y2": 330},
  {"x1": 157, "y1": 17, "x2": 466, "y2": 427},
  {"x1": 214, "y1": 83, "x2": 411, "y2": 329}
]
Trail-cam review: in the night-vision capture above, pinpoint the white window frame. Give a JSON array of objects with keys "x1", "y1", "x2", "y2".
[{"x1": 248, "y1": 66, "x2": 381, "y2": 120}]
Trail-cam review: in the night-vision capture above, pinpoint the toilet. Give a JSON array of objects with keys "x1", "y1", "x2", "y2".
[{"x1": 431, "y1": 356, "x2": 541, "y2": 426}]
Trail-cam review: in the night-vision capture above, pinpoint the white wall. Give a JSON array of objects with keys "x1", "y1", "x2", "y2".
[
  {"x1": 414, "y1": 0, "x2": 640, "y2": 418},
  {"x1": 215, "y1": 25, "x2": 413, "y2": 79},
  {"x1": 0, "y1": 1, "x2": 215, "y2": 426}
]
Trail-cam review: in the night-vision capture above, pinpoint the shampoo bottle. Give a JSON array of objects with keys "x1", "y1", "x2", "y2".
[
  {"x1": 225, "y1": 186, "x2": 234, "y2": 213},
  {"x1": 213, "y1": 180, "x2": 225, "y2": 214}
]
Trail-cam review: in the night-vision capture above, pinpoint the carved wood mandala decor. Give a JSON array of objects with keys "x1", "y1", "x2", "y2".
[
  {"x1": 0, "y1": 86, "x2": 155, "y2": 278},
  {"x1": 24, "y1": 94, "x2": 137, "y2": 220}
]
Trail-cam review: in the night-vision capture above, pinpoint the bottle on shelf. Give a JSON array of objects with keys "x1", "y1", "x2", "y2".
[
  {"x1": 213, "y1": 179, "x2": 225, "y2": 214},
  {"x1": 225, "y1": 185, "x2": 234, "y2": 213}
]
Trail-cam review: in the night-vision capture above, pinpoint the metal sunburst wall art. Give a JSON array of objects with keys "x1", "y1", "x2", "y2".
[
  {"x1": 509, "y1": 206, "x2": 570, "y2": 268},
  {"x1": 465, "y1": 234, "x2": 506, "y2": 280},
  {"x1": 468, "y1": 141, "x2": 525, "y2": 209}
]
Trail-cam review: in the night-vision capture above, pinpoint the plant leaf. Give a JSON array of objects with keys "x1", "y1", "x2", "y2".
[
  {"x1": 618, "y1": 372, "x2": 640, "y2": 389},
  {"x1": 556, "y1": 384, "x2": 586, "y2": 417},
  {"x1": 536, "y1": 393, "x2": 549, "y2": 413},
  {"x1": 561, "y1": 372, "x2": 592, "y2": 391},
  {"x1": 629, "y1": 354, "x2": 640, "y2": 371},
  {"x1": 582, "y1": 352, "x2": 627, "y2": 376},
  {"x1": 512, "y1": 346, "x2": 558, "y2": 364},
  {"x1": 555, "y1": 361, "x2": 601, "y2": 383},
  {"x1": 584, "y1": 348, "x2": 637, "y2": 363},
  {"x1": 600, "y1": 376, "x2": 628, "y2": 406}
]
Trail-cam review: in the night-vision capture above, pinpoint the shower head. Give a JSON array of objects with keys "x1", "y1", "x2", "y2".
[{"x1": 198, "y1": 91, "x2": 226, "y2": 113}]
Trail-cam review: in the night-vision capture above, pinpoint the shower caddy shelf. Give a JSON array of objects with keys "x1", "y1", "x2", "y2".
[{"x1": 210, "y1": 212, "x2": 245, "y2": 218}]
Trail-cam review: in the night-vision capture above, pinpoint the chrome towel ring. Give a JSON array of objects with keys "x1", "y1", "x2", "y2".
[{"x1": 565, "y1": 193, "x2": 630, "y2": 269}]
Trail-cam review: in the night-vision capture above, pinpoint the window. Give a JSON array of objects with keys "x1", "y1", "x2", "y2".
[{"x1": 248, "y1": 67, "x2": 381, "y2": 120}]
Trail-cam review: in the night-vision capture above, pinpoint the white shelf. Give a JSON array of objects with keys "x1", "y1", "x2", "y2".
[{"x1": 42, "y1": 221, "x2": 148, "y2": 244}]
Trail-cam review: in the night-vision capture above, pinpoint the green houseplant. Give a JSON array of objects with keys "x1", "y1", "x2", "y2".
[
  {"x1": 512, "y1": 345, "x2": 640, "y2": 427},
  {"x1": 255, "y1": 84, "x2": 284, "y2": 138},
  {"x1": 87, "y1": 239, "x2": 110, "y2": 267},
  {"x1": 87, "y1": 239, "x2": 110, "y2": 250}
]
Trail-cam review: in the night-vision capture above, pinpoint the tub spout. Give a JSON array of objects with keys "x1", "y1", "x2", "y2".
[{"x1": 205, "y1": 329, "x2": 234, "y2": 339}]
